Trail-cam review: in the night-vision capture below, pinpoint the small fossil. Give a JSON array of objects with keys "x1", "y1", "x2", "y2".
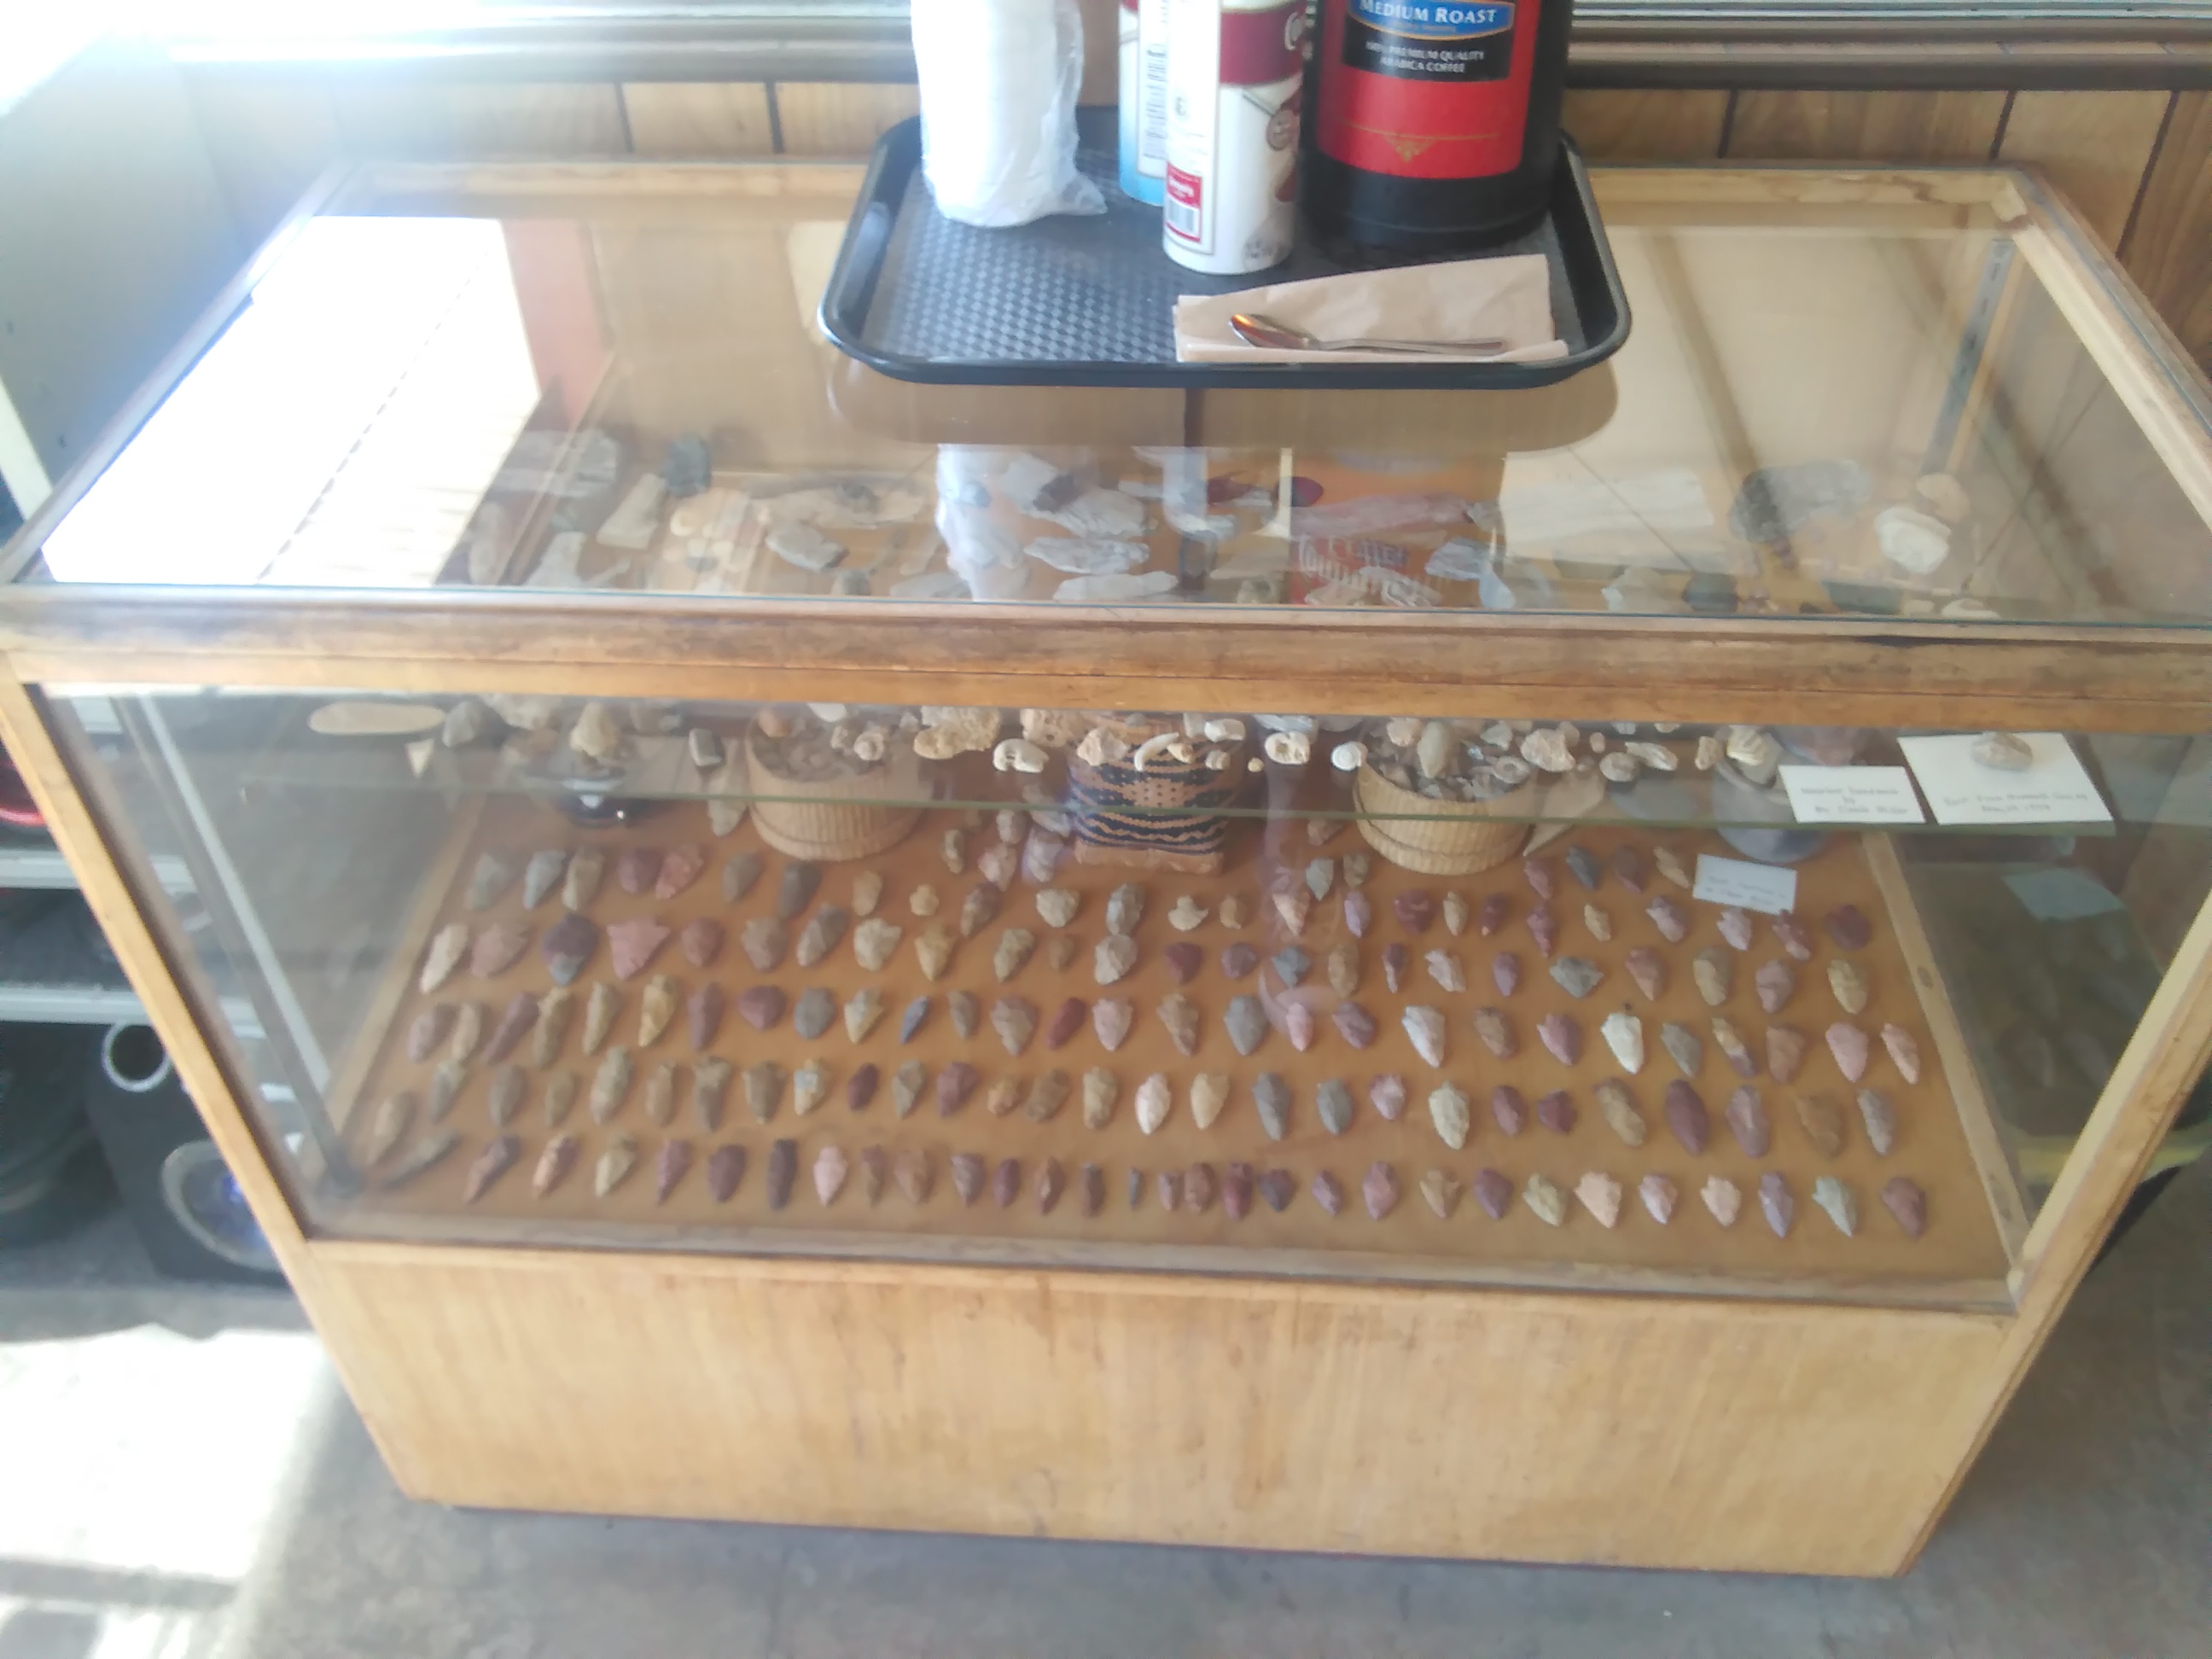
[
  {"x1": 1253, "y1": 1073, "x2": 1293, "y2": 1141},
  {"x1": 365, "y1": 1092, "x2": 416, "y2": 1166},
  {"x1": 909, "y1": 883, "x2": 940, "y2": 918},
  {"x1": 1305, "y1": 858, "x2": 1336, "y2": 901},
  {"x1": 1442, "y1": 892, "x2": 1470, "y2": 937},
  {"x1": 1882, "y1": 1023, "x2": 1924, "y2": 1083},
  {"x1": 1092, "y1": 998, "x2": 1135, "y2": 1051},
  {"x1": 740, "y1": 917, "x2": 789, "y2": 972},
  {"x1": 1755, "y1": 960, "x2": 1796, "y2": 1016},
  {"x1": 1759, "y1": 1171, "x2": 1796, "y2": 1238},
  {"x1": 448, "y1": 1002, "x2": 486, "y2": 1065},
  {"x1": 1274, "y1": 887, "x2": 1313, "y2": 936},
  {"x1": 1045, "y1": 996, "x2": 1086, "y2": 1050},
  {"x1": 795, "y1": 906, "x2": 849, "y2": 968},
  {"x1": 1538, "y1": 1011, "x2": 1582, "y2": 1066},
  {"x1": 407, "y1": 1003, "x2": 455, "y2": 1064},
  {"x1": 1362, "y1": 1162, "x2": 1401, "y2": 1221},
  {"x1": 1600, "y1": 1009, "x2": 1645, "y2": 1074},
  {"x1": 1024, "y1": 1069, "x2": 1071, "y2": 1124},
  {"x1": 1317, "y1": 1079, "x2": 1354, "y2": 1136},
  {"x1": 1646, "y1": 895, "x2": 1689, "y2": 944},
  {"x1": 913, "y1": 925, "x2": 956, "y2": 981},
  {"x1": 1136, "y1": 1073, "x2": 1173, "y2": 1134},
  {"x1": 794, "y1": 987, "x2": 836, "y2": 1041},
  {"x1": 853, "y1": 918, "x2": 904, "y2": 972},
  {"x1": 744, "y1": 1061, "x2": 784, "y2": 1123},
  {"x1": 605, "y1": 919, "x2": 667, "y2": 982},
  {"x1": 643, "y1": 1062, "x2": 678, "y2": 1126},
  {"x1": 1490, "y1": 1085, "x2": 1527, "y2": 1137},
  {"x1": 1610, "y1": 847, "x2": 1649, "y2": 892},
  {"x1": 1551, "y1": 956, "x2": 1604, "y2": 998},
  {"x1": 637, "y1": 975, "x2": 678, "y2": 1047},
  {"x1": 1796, "y1": 1091, "x2": 1848, "y2": 1158},
  {"x1": 707, "y1": 1144, "x2": 748, "y2": 1203},
  {"x1": 720, "y1": 851, "x2": 760, "y2": 905},
  {"x1": 1167, "y1": 894, "x2": 1208, "y2": 931},
  {"x1": 464, "y1": 852, "x2": 516, "y2": 912},
  {"x1": 1095, "y1": 934, "x2": 1139, "y2": 986},
  {"x1": 1424, "y1": 950, "x2": 1466, "y2": 993},
  {"x1": 1725, "y1": 1085, "x2": 1772, "y2": 1156},
  {"x1": 533, "y1": 1134, "x2": 580, "y2": 1198},
  {"x1": 977, "y1": 842, "x2": 1019, "y2": 892},
  {"x1": 1639, "y1": 1173, "x2": 1679, "y2": 1225},
  {"x1": 1713, "y1": 1016, "x2": 1756, "y2": 1078},
  {"x1": 1527, "y1": 906, "x2": 1559, "y2": 958},
  {"x1": 1220, "y1": 892, "x2": 1254, "y2": 928},
  {"x1": 1596, "y1": 1079, "x2": 1647, "y2": 1147},
  {"x1": 992, "y1": 996, "x2": 1039, "y2": 1056},
  {"x1": 1654, "y1": 847, "x2": 1693, "y2": 889},
  {"x1": 1523, "y1": 858, "x2": 1557, "y2": 900},
  {"x1": 1537, "y1": 1090, "x2": 1575, "y2": 1134},
  {"x1": 1226, "y1": 995, "x2": 1269, "y2": 1057},
  {"x1": 1828, "y1": 959, "x2": 1870, "y2": 1015},
  {"x1": 1717, "y1": 906, "x2": 1754, "y2": 952},
  {"x1": 1342, "y1": 890, "x2": 1373, "y2": 940},
  {"x1": 1157, "y1": 992, "x2": 1201, "y2": 1057},
  {"x1": 1663, "y1": 1080, "x2": 1709, "y2": 1153},
  {"x1": 1523, "y1": 1173, "x2": 1567, "y2": 1226},
  {"x1": 1856, "y1": 1087, "x2": 1898, "y2": 1156},
  {"x1": 1395, "y1": 891, "x2": 1438, "y2": 934},
  {"x1": 1772, "y1": 913, "x2": 1813, "y2": 961},
  {"x1": 1582, "y1": 904, "x2": 1613, "y2": 943},
  {"x1": 1272, "y1": 946, "x2": 1313, "y2": 989},
  {"x1": 590, "y1": 1047, "x2": 633, "y2": 1122},
  {"x1": 595, "y1": 1133, "x2": 639, "y2": 1199},
  {"x1": 693, "y1": 1058, "x2": 731, "y2": 1131},
  {"x1": 1881, "y1": 1176, "x2": 1928, "y2": 1237},
  {"x1": 1080, "y1": 1162, "x2": 1107, "y2": 1216},
  {"x1": 655, "y1": 843, "x2": 707, "y2": 901},
  {"x1": 566, "y1": 849, "x2": 608, "y2": 911},
  {"x1": 1692, "y1": 948, "x2": 1732, "y2": 1008},
  {"x1": 1403, "y1": 1005, "x2": 1447, "y2": 1068},
  {"x1": 1703, "y1": 1175, "x2": 1743, "y2": 1227},
  {"x1": 1370, "y1": 1074, "x2": 1407, "y2": 1122},
  {"x1": 1576, "y1": 1171, "x2": 1623, "y2": 1229},
  {"x1": 777, "y1": 863, "x2": 822, "y2": 921},
  {"x1": 1767, "y1": 1025, "x2": 1810, "y2": 1083},
  {"x1": 542, "y1": 1070, "x2": 577, "y2": 1127},
  {"x1": 1384, "y1": 943, "x2": 1411, "y2": 992},
  {"x1": 992, "y1": 927, "x2": 1037, "y2": 982},
  {"x1": 1825, "y1": 905, "x2": 1872, "y2": 952},
  {"x1": 735, "y1": 986, "x2": 786, "y2": 1032},
  {"x1": 1325, "y1": 942, "x2": 1361, "y2": 997},
  {"x1": 893, "y1": 1060, "x2": 927, "y2": 1118},
  {"x1": 1473, "y1": 1168, "x2": 1513, "y2": 1220},
  {"x1": 950, "y1": 1153, "x2": 985, "y2": 1206},
  {"x1": 1660, "y1": 1021, "x2": 1702, "y2": 1076},
  {"x1": 1825, "y1": 1022, "x2": 1871, "y2": 1084},
  {"x1": 1493, "y1": 952, "x2": 1522, "y2": 997},
  {"x1": 1428, "y1": 1082, "x2": 1471, "y2": 1150},
  {"x1": 845, "y1": 988, "x2": 886, "y2": 1044},
  {"x1": 1083, "y1": 1068, "x2": 1120, "y2": 1129},
  {"x1": 813, "y1": 1144, "x2": 849, "y2": 1207},
  {"x1": 935, "y1": 1062, "x2": 979, "y2": 1116},
  {"x1": 959, "y1": 883, "x2": 1002, "y2": 940},
  {"x1": 1476, "y1": 894, "x2": 1510, "y2": 936},
  {"x1": 1106, "y1": 883, "x2": 1147, "y2": 935},
  {"x1": 653, "y1": 1139, "x2": 692, "y2": 1205},
  {"x1": 792, "y1": 1060, "x2": 830, "y2": 1116},
  {"x1": 1472, "y1": 1006, "x2": 1516, "y2": 1060},
  {"x1": 583, "y1": 981, "x2": 620, "y2": 1055}
]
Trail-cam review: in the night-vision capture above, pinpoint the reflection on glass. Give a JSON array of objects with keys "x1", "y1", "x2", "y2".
[
  {"x1": 48, "y1": 684, "x2": 2212, "y2": 1310},
  {"x1": 16, "y1": 172, "x2": 2212, "y2": 629}
]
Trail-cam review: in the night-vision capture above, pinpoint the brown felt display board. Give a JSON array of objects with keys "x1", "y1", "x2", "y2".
[{"x1": 328, "y1": 794, "x2": 2014, "y2": 1306}]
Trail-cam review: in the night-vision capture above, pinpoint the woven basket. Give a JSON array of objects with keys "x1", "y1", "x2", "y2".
[
  {"x1": 1067, "y1": 725, "x2": 1252, "y2": 874},
  {"x1": 1354, "y1": 763, "x2": 1532, "y2": 875},
  {"x1": 747, "y1": 731, "x2": 923, "y2": 862}
]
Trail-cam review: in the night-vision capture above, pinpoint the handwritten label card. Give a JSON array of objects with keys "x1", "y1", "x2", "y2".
[
  {"x1": 1692, "y1": 854, "x2": 1799, "y2": 915},
  {"x1": 1778, "y1": 765, "x2": 1926, "y2": 826},
  {"x1": 1898, "y1": 733, "x2": 2113, "y2": 827}
]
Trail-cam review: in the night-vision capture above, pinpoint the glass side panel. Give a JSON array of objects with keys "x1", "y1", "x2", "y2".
[
  {"x1": 52, "y1": 687, "x2": 2212, "y2": 1307},
  {"x1": 13, "y1": 168, "x2": 2212, "y2": 627}
]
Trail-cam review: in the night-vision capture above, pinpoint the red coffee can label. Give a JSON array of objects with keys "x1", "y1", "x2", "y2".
[{"x1": 1316, "y1": 0, "x2": 1536, "y2": 179}]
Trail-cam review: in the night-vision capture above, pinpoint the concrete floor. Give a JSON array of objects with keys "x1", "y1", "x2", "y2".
[{"x1": 0, "y1": 1161, "x2": 2205, "y2": 1659}]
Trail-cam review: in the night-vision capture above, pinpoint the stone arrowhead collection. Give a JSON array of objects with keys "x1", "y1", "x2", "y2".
[{"x1": 362, "y1": 799, "x2": 1956, "y2": 1278}]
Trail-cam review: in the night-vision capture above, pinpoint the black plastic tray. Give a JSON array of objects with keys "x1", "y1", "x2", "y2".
[{"x1": 820, "y1": 108, "x2": 1629, "y2": 392}]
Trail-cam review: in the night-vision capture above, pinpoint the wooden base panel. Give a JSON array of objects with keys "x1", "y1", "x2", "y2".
[{"x1": 307, "y1": 1236, "x2": 2011, "y2": 1576}]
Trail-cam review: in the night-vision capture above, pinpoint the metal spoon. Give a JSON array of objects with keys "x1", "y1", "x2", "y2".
[{"x1": 1229, "y1": 311, "x2": 1507, "y2": 357}]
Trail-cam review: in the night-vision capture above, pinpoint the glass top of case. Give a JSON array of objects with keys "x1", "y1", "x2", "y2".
[{"x1": 13, "y1": 162, "x2": 2212, "y2": 631}]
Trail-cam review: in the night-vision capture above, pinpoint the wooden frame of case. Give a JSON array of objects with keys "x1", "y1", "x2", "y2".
[{"x1": 3, "y1": 161, "x2": 2212, "y2": 1575}]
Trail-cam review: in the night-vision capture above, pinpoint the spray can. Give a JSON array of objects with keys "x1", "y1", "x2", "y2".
[
  {"x1": 1305, "y1": 0, "x2": 1573, "y2": 253},
  {"x1": 1119, "y1": 0, "x2": 1172, "y2": 204},
  {"x1": 1161, "y1": 0, "x2": 1307, "y2": 276}
]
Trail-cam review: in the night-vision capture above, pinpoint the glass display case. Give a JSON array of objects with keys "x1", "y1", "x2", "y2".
[{"x1": 3, "y1": 157, "x2": 2210, "y2": 1577}]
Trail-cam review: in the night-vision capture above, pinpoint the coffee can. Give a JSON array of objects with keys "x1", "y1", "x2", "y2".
[{"x1": 1162, "y1": 0, "x2": 1307, "y2": 275}]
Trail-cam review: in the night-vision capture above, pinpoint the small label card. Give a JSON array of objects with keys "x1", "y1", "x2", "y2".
[
  {"x1": 1897, "y1": 733, "x2": 2113, "y2": 827},
  {"x1": 1778, "y1": 765, "x2": 1927, "y2": 826},
  {"x1": 1693, "y1": 854, "x2": 1799, "y2": 915},
  {"x1": 2004, "y1": 867, "x2": 2126, "y2": 923}
]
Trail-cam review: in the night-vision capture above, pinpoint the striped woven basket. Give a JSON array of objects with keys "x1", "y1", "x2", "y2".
[{"x1": 1067, "y1": 724, "x2": 1252, "y2": 874}]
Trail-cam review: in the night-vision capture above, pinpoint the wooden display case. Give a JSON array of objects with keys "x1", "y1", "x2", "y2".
[{"x1": 3, "y1": 160, "x2": 2212, "y2": 1577}]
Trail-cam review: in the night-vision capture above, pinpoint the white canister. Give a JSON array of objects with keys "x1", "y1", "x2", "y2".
[
  {"x1": 1162, "y1": 0, "x2": 1306, "y2": 274},
  {"x1": 1119, "y1": 0, "x2": 1172, "y2": 204}
]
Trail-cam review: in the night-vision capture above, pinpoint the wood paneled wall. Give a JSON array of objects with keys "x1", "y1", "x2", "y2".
[{"x1": 181, "y1": 73, "x2": 2212, "y2": 382}]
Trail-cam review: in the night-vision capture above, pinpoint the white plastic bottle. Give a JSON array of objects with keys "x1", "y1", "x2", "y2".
[
  {"x1": 1161, "y1": 0, "x2": 1306, "y2": 274},
  {"x1": 1119, "y1": 0, "x2": 1172, "y2": 204}
]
